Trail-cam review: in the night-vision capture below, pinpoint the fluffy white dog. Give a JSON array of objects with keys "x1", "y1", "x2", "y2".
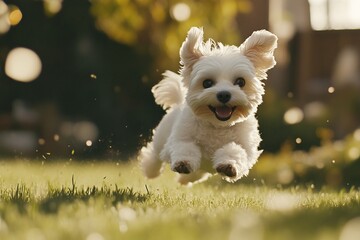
[{"x1": 140, "y1": 27, "x2": 277, "y2": 184}]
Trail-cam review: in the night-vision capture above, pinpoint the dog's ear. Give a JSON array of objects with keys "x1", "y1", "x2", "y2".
[
  {"x1": 179, "y1": 27, "x2": 204, "y2": 86},
  {"x1": 240, "y1": 30, "x2": 278, "y2": 80}
]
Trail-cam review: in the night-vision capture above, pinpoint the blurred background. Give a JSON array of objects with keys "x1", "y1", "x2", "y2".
[{"x1": 0, "y1": 0, "x2": 359, "y2": 187}]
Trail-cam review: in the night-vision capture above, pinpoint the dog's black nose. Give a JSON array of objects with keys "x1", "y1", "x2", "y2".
[{"x1": 217, "y1": 91, "x2": 231, "y2": 103}]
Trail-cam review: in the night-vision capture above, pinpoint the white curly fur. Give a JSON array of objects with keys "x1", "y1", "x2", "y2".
[{"x1": 139, "y1": 27, "x2": 277, "y2": 184}]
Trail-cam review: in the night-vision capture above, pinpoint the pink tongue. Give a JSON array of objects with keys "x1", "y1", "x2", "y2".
[{"x1": 215, "y1": 106, "x2": 232, "y2": 119}]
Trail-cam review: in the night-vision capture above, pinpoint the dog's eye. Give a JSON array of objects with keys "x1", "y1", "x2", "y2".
[
  {"x1": 234, "y1": 77, "x2": 246, "y2": 88},
  {"x1": 202, "y1": 79, "x2": 214, "y2": 88}
]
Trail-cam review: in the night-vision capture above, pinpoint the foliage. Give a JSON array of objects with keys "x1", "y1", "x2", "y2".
[
  {"x1": 91, "y1": 0, "x2": 252, "y2": 70},
  {"x1": 249, "y1": 129, "x2": 360, "y2": 189},
  {"x1": 0, "y1": 161, "x2": 360, "y2": 240}
]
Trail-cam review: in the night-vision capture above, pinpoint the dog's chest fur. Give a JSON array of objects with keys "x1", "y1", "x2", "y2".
[{"x1": 194, "y1": 120, "x2": 246, "y2": 159}]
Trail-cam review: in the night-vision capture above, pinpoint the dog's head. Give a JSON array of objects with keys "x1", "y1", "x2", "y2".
[{"x1": 179, "y1": 27, "x2": 277, "y2": 127}]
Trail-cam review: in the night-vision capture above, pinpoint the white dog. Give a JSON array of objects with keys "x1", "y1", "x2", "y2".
[{"x1": 140, "y1": 27, "x2": 277, "y2": 184}]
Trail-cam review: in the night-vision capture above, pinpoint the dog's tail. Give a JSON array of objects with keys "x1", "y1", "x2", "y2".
[{"x1": 151, "y1": 70, "x2": 187, "y2": 111}]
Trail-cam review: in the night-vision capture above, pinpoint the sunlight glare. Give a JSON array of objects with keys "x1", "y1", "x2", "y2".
[
  {"x1": 308, "y1": 0, "x2": 328, "y2": 30},
  {"x1": 5, "y1": 47, "x2": 42, "y2": 82},
  {"x1": 309, "y1": 0, "x2": 360, "y2": 30}
]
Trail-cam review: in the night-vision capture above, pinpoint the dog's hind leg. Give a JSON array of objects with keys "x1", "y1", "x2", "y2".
[{"x1": 139, "y1": 142, "x2": 164, "y2": 178}]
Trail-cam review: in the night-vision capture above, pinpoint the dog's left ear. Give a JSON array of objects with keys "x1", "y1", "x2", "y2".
[{"x1": 240, "y1": 30, "x2": 278, "y2": 79}]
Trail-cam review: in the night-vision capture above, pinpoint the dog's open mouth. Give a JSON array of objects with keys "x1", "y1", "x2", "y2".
[{"x1": 209, "y1": 105, "x2": 236, "y2": 121}]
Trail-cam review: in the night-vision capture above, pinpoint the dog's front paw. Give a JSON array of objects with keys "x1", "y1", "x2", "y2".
[
  {"x1": 216, "y1": 164, "x2": 237, "y2": 178},
  {"x1": 214, "y1": 161, "x2": 249, "y2": 182},
  {"x1": 172, "y1": 161, "x2": 192, "y2": 174}
]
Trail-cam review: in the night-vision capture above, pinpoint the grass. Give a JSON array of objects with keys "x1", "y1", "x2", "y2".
[{"x1": 0, "y1": 160, "x2": 360, "y2": 240}]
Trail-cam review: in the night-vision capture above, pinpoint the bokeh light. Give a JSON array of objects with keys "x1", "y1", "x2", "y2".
[
  {"x1": 354, "y1": 129, "x2": 360, "y2": 141},
  {"x1": 5, "y1": 47, "x2": 42, "y2": 82},
  {"x1": 170, "y1": 3, "x2": 191, "y2": 22},
  {"x1": 0, "y1": 1, "x2": 10, "y2": 34},
  {"x1": 265, "y1": 193, "x2": 301, "y2": 211},
  {"x1": 9, "y1": 6, "x2": 22, "y2": 26},
  {"x1": 339, "y1": 217, "x2": 360, "y2": 240},
  {"x1": 38, "y1": 138, "x2": 46, "y2": 145},
  {"x1": 44, "y1": 0, "x2": 63, "y2": 16},
  {"x1": 284, "y1": 107, "x2": 304, "y2": 125},
  {"x1": 304, "y1": 101, "x2": 326, "y2": 120},
  {"x1": 328, "y1": 86, "x2": 335, "y2": 93},
  {"x1": 86, "y1": 140, "x2": 93, "y2": 147},
  {"x1": 277, "y1": 167, "x2": 294, "y2": 184},
  {"x1": 347, "y1": 147, "x2": 359, "y2": 161},
  {"x1": 86, "y1": 232, "x2": 104, "y2": 240},
  {"x1": 60, "y1": 121, "x2": 99, "y2": 144},
  {"x1": 229, "y1": 211, "x2": 263, "y2": 240},
  {"x1": 53, "y1": 134, "x2": 60, "y2": 142}
]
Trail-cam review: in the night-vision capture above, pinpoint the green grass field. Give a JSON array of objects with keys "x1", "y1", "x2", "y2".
[{"x1": 0, "y1": 160, "x2": 360, "y2": 240}]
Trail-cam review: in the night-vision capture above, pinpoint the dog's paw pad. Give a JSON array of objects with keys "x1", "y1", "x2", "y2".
[
  {"x1": 173, "y1": 161, "x2": 192, "y2": 174},
  {"x1": 216, "y1": 164, "x2": 237, "y2": 178}
]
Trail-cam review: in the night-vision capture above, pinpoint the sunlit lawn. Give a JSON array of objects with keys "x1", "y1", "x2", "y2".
[{"x1": 0, "y1": 160, "x2": 360, "y2": 240}]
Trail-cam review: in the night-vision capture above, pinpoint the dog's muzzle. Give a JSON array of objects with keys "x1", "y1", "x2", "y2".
[{"x1": 208, "y1": 91, "x2": 235, "y2": 121}]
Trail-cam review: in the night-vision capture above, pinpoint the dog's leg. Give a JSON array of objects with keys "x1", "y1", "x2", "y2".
[
  {"x1": 212, "y1": 142, "x2": 251, "y2": 182},
  {"x1": 139, "y1": 142, "x2": 164, "y2": 178},
  {"x1": 161, "y1": 141, "x2": 201, "y2": 174}
]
